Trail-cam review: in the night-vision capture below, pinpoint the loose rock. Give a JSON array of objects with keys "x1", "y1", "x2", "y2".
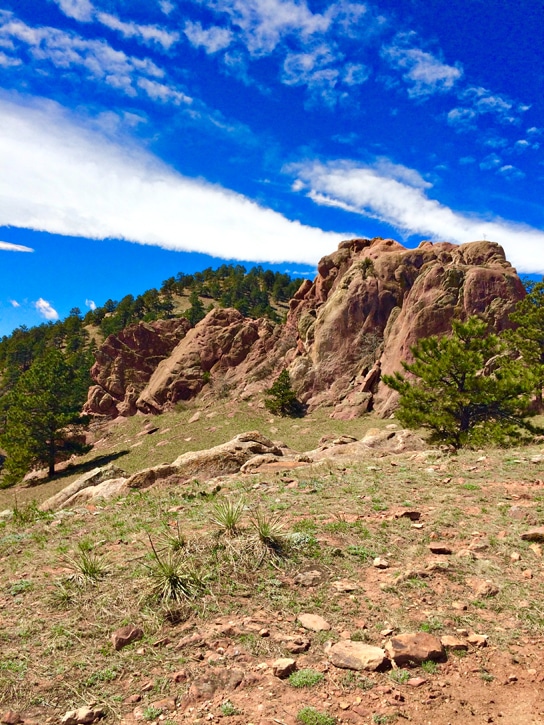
[
  {"x1": 298, "y1": 613, "x2": 331, "y2": 632},
  {"x1": 111, "y1": 624, "x2": 143, "y2": 651},
  {"x1": 329, "y1": 641, "x2": 387, "y2": 671},
  {"x1": 272, "y1": 658, "x2": 297, "y2": 678},
  {"x1": 385, "y1": 633, "x2": 445, "y2": 666}
]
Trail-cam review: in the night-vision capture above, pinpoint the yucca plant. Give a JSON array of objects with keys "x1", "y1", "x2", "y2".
[
  {"x1": 157, "y1": 519, "x2": 186, "y2": 552},
  {"x1": 250, "y1": 509, "x2": 287, "y2": 555},
  {"x1": 210, "y1": 497, "x2": 245, "y2": 537},
  {"x1": 64, "y1": 543, "x2": 107, "y2": 586},
  {"x1": 146, "y1": 536, "x2": 206, "y2": 603}
]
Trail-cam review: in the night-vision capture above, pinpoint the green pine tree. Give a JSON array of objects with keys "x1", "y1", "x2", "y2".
[
  {"x1": 264, "y1": 369, "x2": 304, "y2": 417},
  {"x1": 383, "y1": 316, "x2": 539, "y2": 448},
  {"x1": 505, "y1": 279, "x2": 544, "y2": 411},
  {"x1": 0, "y1": 348, "x2": 90, "y2": 484}
]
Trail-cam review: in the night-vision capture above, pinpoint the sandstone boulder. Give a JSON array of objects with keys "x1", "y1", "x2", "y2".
[
  {"x1": 39, "y1": 464, "x2": 127, "y2": 511},
  {"x1": 329, "y1": 641, "x2": 387, "y2": 671},
  {"x1": 385, "y1": 633, "x2": 445, "y2": 666}
]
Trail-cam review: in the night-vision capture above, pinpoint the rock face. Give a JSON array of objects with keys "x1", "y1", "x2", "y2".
[
  {"x1": 284, "y1": 238, "x2": 524, "y2": 416},
  {"x1": 84, "y1": 238, "x2": 524, "y2": 418},
  {"x1": 84, "y1": 318, "x2": 191, "y2": 417}
]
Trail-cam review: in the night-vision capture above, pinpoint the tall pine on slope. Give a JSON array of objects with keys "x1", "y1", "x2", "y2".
[
  {"x1": 383, "y1": 316, "x2": 539, "y2": 448},
  {"x1": 0, "y1": 348, "x2": 90, "y2": 483}
]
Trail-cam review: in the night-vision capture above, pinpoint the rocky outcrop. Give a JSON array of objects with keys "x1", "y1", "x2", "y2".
[
  {"x1": 83, "y1": 238, "x2": 524, "y2": 418},
  {"x1": 136, "y1": 308, "x2": 281, "y2": 414},
  {"x1": 283, "y1": 238, "x2": 524, "y2": 416},
  {"x1": 84, "y1": 318, "x2": 191, "y2": 418}
]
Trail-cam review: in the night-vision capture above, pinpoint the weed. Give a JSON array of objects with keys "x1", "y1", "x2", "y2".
[
  {"x1": 8, "y1": 579, "x2": 32, "y2": 596},
  {"x1": 84, "y1": 666, "x2": 119, "y2": 687},
  {"x1": 389, "y1": 668, "x2": 410, "y2": 685},
  {"x1": 12, "y1": 499, "x2": 49, "y2": 525},
  {"x1": 350, "y1": 629, "x2": 368, "y2": 642},
  {"x1": 372, "y1": 716, "x2": 395, "y2": 724},
  {"x1": 346, "y1": 545, "x2": 374, "y2": 561},
  {"x1": 211, "y1": 497, "x2": 245, "y2": 536},
  {"x1": 157, "y1": 519, "x2": 186, "y2": 552},
  {"x1": 419, "y1": 619, "x2": 441, "y2": 633},
  {"x1": 288, "y1": 669, "x2": 324, "y2": 688},
  {"x1": 220, "y1": 700, "x2": 241, "y2": 716},
  {"x1": 480, "y1": 669, "x2": 494, "y2": 682},
  {"x1": 143, "y1": 705, "x2": 162, "y2": 721},
  {"x1": 297, "y1": 707, "x2": 336, "y2": 725},
  {"x1": 421, "y1": 660, "x2": 438, "y2": 674}
]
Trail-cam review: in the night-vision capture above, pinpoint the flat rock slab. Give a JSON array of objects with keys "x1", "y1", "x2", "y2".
[
  {"x1": 441, "y1": 635, "x2": 468, "y2": 651},
  {"x1": 298, "y1": 613, "x2": 331, "y2": 632},
  {"x1": 385, "y1": 633, "x2": 445, "y2": 666},
  {"x1": 429, "y1": 543, "x2": 453, "y2": 555},
  {"x1": 329, "y1": 641, "x2": 387, "y2": 671}
]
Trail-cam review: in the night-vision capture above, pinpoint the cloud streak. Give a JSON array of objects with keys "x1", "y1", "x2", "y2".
[
  {"x1": 0, "y1": 94, "x2": 343, "y2": 265},
  {"x1": 292, "y1": 159, "x2": 544, "y2": 273},
  {"x1": 35, "y1": 298, "x2": 59, "y2": 321},
  {"x1": 0, "y1": 240, "x2": 34, "y2": 252}
]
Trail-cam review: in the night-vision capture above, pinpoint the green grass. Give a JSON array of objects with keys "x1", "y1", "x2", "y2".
[
  {"x1": 288, "y1": 669, "x2": 324, "y2": 688},
  {"x1": 297, "y1": 707, "x2": 336, "y2": 725}
]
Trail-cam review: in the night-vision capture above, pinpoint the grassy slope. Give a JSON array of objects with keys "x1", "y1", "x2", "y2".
[{"x1": 0, "y1": 407, "x2": 543, "y2": 723}]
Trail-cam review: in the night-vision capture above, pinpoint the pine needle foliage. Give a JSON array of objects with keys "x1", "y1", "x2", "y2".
[
  {"x1": 264, "y1": 369, "x2": 304, "y2": 417},
  {"x1": 383, "y1": 316, "x2": 539, "y2": 448}
]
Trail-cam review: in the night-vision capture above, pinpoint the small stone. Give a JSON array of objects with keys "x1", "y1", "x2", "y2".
[
  {"x1": 298, "y1": 613, "x2": 331, "y2": 632},
  {"x1": 373, "y1": 557, "x2": 389, "y2": 569},
  {"x1": 456, "y1": 549, "x2": 476, "y2": 559},
  {"x1": 429, "y1": 543, "x2": 452, "y2": 555},
  {"x1": 520, "y1": 527, "x2": 544, "y2": 543},
  {"x1": 385, "y1": 633, "x2": 445, "y2": 666},
  {"x1": 338, "y1": 700, "x2": 351, "y2": 710},
  {"x1": 407, "y1": 677, "x2": 427, "y2": 687},
  {"x1": 285, "y1": 636, "x2": 310, "y2": 654},
  {"x1": 380, "y1": 628, "x2": 394, "y2": 637},
  {"x1": 452, "y1": 601, "x2": 468, "y2": 611},
  {"x1": 440, "y1": 636, "x2": 468, "y2": 651},
  {"x1": 123, "y1": 695, "x2": 141, "y2": 705},
  {"x1": 329, "y1": 641, "x2": 387, "y2": 671},
  {"x1": 468, "y1": 578, "x2": 499, "y2": 598},
  {"x1": 467, "y1": 633, "x2": 488, "y2": 647},
  {"x1": 1, "y1": 712, "x2": 23, "y2": 725},
  {"x1": 259, "y1": 628, "x2": 270, "y2": 637},
  {"x1": 522, "y1": 569, "x2": 533, "y2": 579},
  {"x1": 294, "y1": 570, "x2": 323, "y2": 587},
  {"x1": 510, "y1": 552, "x2": 521, "y2": 562},
  {"x1": 529, "y1": 543, "x2": 542, "y2": 557},
  {"x1": 111, "y1": 624, "x2": 143, "y2": 651},
  {"x1": 151, "y1": 697, "x2": 176, "y2": 712},
  {"x1": 272, "y1": 658, "x2": 297, "y2": 679},
  {"x1": 331, "y1": 579, "x2": 359, "y2": 592},
  {"x1": 61, "y1": 707, "x2": 104, "y2": 725}
]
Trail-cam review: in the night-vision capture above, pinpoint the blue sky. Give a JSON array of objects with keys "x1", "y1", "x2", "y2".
[{"x1": 0, "y1": 0, "x2": 543, "y2": 336}]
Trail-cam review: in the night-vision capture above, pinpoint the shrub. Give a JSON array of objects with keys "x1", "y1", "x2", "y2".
[{"x1": 264, "y1": 369, "x2": 305, "y2": 417}]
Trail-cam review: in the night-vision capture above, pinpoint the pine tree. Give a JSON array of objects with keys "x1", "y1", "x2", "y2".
[
  {"x1": 383, "y1": 316, "x2": 539, "y2": 448},
  {"x1": 0, "y1": 349, "x2": 90, "y2": 483},
  {"x1": 264, "y1": 369, "x2": 304, "y2": 417},
  {"x1": 506, "y1": 279, "x2": 544, "y2": 411}
]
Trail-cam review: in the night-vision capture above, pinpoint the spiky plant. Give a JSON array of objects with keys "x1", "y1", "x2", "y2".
[
  {"x1": 250, "y1": 508, "x2": 286, "y2": 554},
  {"x1": 210, "y1": 497, "x2": 245, "y2": 537},
  {"x1": 146, "y1": 536, "x2": 206, "y2": 603}
]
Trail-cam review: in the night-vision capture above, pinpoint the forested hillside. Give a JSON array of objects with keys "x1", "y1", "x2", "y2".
[{"x1": 0, "y1": 264, "x2": 303, "y2": 397}]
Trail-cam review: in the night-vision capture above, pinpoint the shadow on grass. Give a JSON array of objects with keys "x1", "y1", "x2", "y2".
[{"x1": 22, "y1": 450, "x2": 130, "y2": 488}]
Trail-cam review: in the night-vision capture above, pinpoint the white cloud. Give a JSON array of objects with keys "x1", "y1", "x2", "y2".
[
  {"x1": 52, "y1": 0, "x2": 94, "y2": 22},
  {"x1": 291, "y1": 158, "x2": 544, "y2": 273},
  {"x1": 184, "y1": 21, "x2": 233, "y2": 54},
  {"x1": 0, "y1": 94, "x2": 343, "y2": 266},
  {"x1": 0, "y1": 13, "x2": 166, "y2": 99},
  {"x1": 96, "y1": 12, "x2": 180, "y2": 51},
  {"x1": 209, "y1": 0, "x2": 332, "y2": 56},
  {"x1": 85, "y1": 299, "x2": 97, "y2": 310},
  {"x1": 382, "y1": 40, "x2": 462, "y2": 98},
  {"x1": 9, "y1": 299, "x2": 20, "y2": 307},
  {"x1": 137, "y1": 78, "x2": 192, "y2": 105},
  {"x1": 447, "y1": 107, "x2": 477, "y2": 132},
  {"x1": 0, "y1": 240, "x2": 33, "y2": 252},
  {"x1": 35, "y1": 298, "x2": 59, "y2": 321}
]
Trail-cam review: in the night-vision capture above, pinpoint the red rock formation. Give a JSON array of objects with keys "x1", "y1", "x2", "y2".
[
  {"x1": 84, "y1": 318, "x2": 190, "y2": 417},
  {"x1": 284, "y1": 238, "x2": 524, "y2": 417},
  {"x1": 84, "y1": 238, "x2": 525, "y2": 419}
]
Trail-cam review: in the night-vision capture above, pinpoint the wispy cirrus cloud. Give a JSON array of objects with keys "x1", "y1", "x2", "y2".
[
  {"x1": 183, "y1": 20, "x2": 233, "y2": 54},
  {"x1": 96, "y1": 12, "x2": 180, "y2": 51},
  {"x1": 0, "y1": 240, "x2": 33, "y2": 252},
  {"x1": 382, "y1": 35, "x2": 463, "y2": 98},
  {"x1": 35, "y1": 298, "x2": 59, "y2": 321},
  {"x1": 291, "y1": 157, "x2": 544, "y2": 273},
  {"x1": 0, "y1": 95, "x2": 343, "y2": 265}
]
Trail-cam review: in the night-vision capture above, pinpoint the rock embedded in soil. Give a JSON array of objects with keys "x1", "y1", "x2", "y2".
[
  {"x1": 298, "y1": 613, "x2": 331, "y2": 632},
  {"x1": 329, "y1": 641, "x2": 387, "y2": 671},
  {"x1": 467, "y1": 633, "x2": 488, "y2": 647},
  {"x1": 428, "y1": 543, "x2": 453, "y2": 555},
  {"x1": 1, "y1": 713, "x2": 23, "y2": 725},
  {"x1": 440, "y1": 635, "x2": 468, "y2": 651},
  {"x1": 520, "y1": 527, "x2": 544, "y2": 543},
  {"x1": 61, "y1": 706, "x2": 104, "y2": 725},
  {"x1": 272, "y1": 658, "x2": 297, "y2": 678},
  {"x1": 111, "y1": 624, "x2": 144, "y2": 651},
  {"x1": 385, "y1": 633, "x2": 445, "y2": 666},
  {"x1": 468, "y1": 578, "x2": 499, "y2": 597}
]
